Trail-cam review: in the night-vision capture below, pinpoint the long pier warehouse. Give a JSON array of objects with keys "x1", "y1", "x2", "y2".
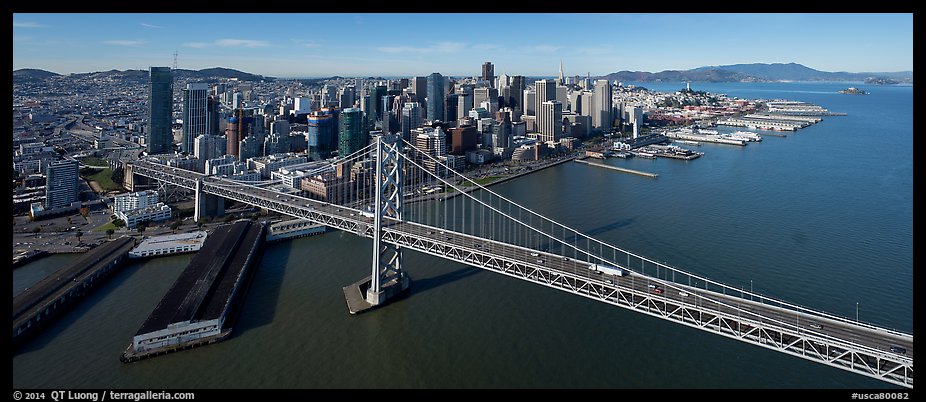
[{"x1": 121, "y1": 220, "x2": 265, "y2": 362}]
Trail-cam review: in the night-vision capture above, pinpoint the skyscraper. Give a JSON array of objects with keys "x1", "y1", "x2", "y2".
[
  {"x1": 411, "y1": 76, "x2": 428, "y2": 114},
  {"x1": 147, "y1": 67, "x2": 173, "y2": 154},
  {"x1": 427, "y1": 73, "x2": 445, "y2": 122},
  {"x1": 193, "y1": 134, "x2": 227, "y2": 172},
  {"x1": 592, "y1": 79, "x2": 613, "y2": 131},
  {"x1": 307, "y1": 112, "x2": 337, "y2": 160},
  {"x1": 481, "y1": 61, "x2": 495, "y2": 87},
  {"x1": 338, "y1": 107, "x2": 365, "y2": 157},
  {"x1": 181, "y1": 83, "x2": 210, "y2": 154},
  {"x1": 44, "y1": 159, "x2": 78, "y2": 209},
  {"x1": 534, "y1": 79, "x2": 556, "y2": 119},
  {"x1": 538, "y1": 100, "x2": 563, "y2": 143},
  {"x1": 339, "y1": 86, "x2": 356, "y2": 109},
  {"x1": 225, "y1": 115, "x2": 239, "y2": 157},
  {"x1": 510, "y1": 75, "x2": 525, "y2": 112},
  {"x1": 400, "y1": 102, "x2": 422, "y2": 142}
]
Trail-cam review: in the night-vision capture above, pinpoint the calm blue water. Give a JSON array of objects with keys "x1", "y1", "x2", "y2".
[{"x1": 13, "y1": 82, "x2": 911, "y2": 388}]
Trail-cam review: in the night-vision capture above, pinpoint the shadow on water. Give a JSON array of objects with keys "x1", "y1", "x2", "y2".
[
  {"x1": 410, "y1": 265, "x2": 484, "y2": 296},
  {"x1": 13, "y1": 262, "x2": 146, "y2": 356},
  {"x1": 233, "y1": 240, "x2": 290, "y2": 335},
  {"x1": 584, "y1": 217, "x2": 636, "y2": 237}
]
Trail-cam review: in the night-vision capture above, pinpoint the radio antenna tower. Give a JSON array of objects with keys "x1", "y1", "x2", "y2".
[{"x1": 172, "y1": 51, "x2": 178, "y2": 70}]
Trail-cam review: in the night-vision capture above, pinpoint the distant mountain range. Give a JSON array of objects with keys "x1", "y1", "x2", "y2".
[
  {"x1": 601, "y1": 63, "x2": 913, "y2": 84},
  {"x1": 13, "y1": 67, "x2": 274, "y2": 84}
]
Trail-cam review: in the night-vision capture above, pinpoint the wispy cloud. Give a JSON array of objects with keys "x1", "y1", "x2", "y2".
[
  {"x1": 290, "y1": 39, "x2": 320, "y2": 48},
  {"x1": 104, "y1": 39, "x2": 148, "y2": 47},
  {"x1": 183, "y1": 39, "x2": 272, "y2": 48},
  {"x1": 524, "y1": 45, "x2": 562, "y2": 53},
  {"x1": 377, "y1": 41, "x2": 466, "y2": 54},
  {"x1": 140, "y1": 23, "x2": 162, "y2": 29},
  {"x1": 13, "y1": 21, "x2": 47, "y2": 28}
]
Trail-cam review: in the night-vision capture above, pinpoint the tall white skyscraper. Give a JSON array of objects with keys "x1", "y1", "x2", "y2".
[
  {"x1": 534, "y1": 79, "x2": 556, "y2": 119},
  {"x1": 181, "y1": 83, "x2": 210, "y2": 154},
  {"x1": 538, "y1": 100, "x2": 563, "y2": 143}
]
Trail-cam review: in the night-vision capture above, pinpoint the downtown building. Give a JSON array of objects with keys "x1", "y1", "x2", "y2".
[
  {"x1": 147, "y1": 67, "x2": 174, "y2": 154},
  {"x1": 181, "y1": 83, "x2": 210, "y2": 154}
]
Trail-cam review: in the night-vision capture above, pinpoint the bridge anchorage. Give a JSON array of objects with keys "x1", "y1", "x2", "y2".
[{"x1": 343, "y1": 134, "x2": 410, "y2": 314}]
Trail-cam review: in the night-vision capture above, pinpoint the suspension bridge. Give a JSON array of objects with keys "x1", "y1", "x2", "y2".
[{"x1": 126, "y1": 134, "x2": 913, "y2": 388}]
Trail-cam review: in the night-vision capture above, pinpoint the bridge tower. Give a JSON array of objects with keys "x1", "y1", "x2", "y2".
[{"x1": 365, "y1": 133, "x2": 410, "y2": 305}]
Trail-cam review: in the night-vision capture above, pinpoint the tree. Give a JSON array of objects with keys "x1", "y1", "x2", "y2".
[
  {"x1": 136, "y1": 225, "x2": 146, "y2": 234},
  {"x1": 32, "y1": 227, "x2": 41, "y2": 237},
  {"x1": 106, "y1": 228, "x2": 115, "y2": 238},
  {"x1": 197, "y1": 219, "x2": 205, "y2": 228},
  {"x1": 75, "y1": 229, "x2": 83, "y2": 244},
  {"x1": 224, "y1": 215, "x2": 236, "y2": 223},
  {"x1": 170, "y1": 221, "x2": 182, "y2": 232},
  {"x1": 113, "y1": 218, "x2": 125, "y2": 228}
]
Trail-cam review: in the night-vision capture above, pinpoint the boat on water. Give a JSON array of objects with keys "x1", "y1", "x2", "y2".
[
  {"x1": 727, "y1": 131, "x2": 763, "y2": 142},
  {"x1": 631, "y1": 151, "x2": 656, "y2": 159}
]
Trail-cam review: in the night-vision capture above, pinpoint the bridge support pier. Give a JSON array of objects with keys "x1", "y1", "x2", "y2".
[
  {"x1": 344, "y1": 134, "x2": 410, "y2": 314},
  {"x1": 193, "y1": 178, "x2": 224, "y2": 223}
]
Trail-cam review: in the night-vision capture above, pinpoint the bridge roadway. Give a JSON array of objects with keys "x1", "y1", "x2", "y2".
[{"x1": 129, "y1": 162, "x2": 913, "y2": 387}]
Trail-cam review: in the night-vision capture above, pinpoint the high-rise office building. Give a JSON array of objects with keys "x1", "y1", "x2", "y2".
[
  {"x1": 147, "y1": 67, "x2": 173, "y2": 154},
  {"x1": 400, "y1": 102, "x2": 422, "y2": 142},
  {"x1": 193, "y1": 134, "x2": 227, "y2": 172},
  {"x1": 534, "y1": 79, "x2": 556, "y2": 120},
  {"x1": 181, "y1": 83, "x2": 210, "y2": 154},
  {"x1": 457, "y1": 93, "x2": 473, "y2": 121},
  {"x1": 538, "y1": 100, "x2": 563, "y2": 143},
  {"x1": 491, "y1": 116, "x2": 512, "y2": 154},
  {"x1": 339, "y1": 86, "x2": 356, "y2": 109},
  {"x1": 592, "y1": 79, "x2": 613, "y2": 131},
  {"x1": 207, "y1": 96, "x2": 220, "y2": 136},
  {"x1": 411, "y1": 76, "x2": 428, "y2": 114},
  {"x1": 427, "y1": 73, "x2": 445, "y2": 122},
  {"x1": 307, "y1": 112, "x2": 337, "y2": 160},
  {"x1": 509, "y1": 75, "x2": 525, "y2": 112},
  {"x1": 338, "y1": 107, "x2": 365, "y2": 157},
  {"x1": 44, "y1": 159, "x2": 78, "y2": 209},
  {"x1": 473, "y1": 87, "x2": 498, "y2": 109},
  {"x1": 481, "y1": 61, "x2": 495, "y2": 87}
]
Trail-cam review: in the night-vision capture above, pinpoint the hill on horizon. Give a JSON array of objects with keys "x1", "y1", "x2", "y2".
[{"x1": 601, "y1": 62, "x2": 912, "y2": 83}]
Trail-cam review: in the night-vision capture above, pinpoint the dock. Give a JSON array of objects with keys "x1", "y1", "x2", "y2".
[
  {"x1": 13, "y1": 237, "x2": 135, "y2": 348},
  {"x1": 121, "y1": 220, "x2": 265, "y2": 362},
  {"x1": 574, "y1": 159, "x2": 658, "y2": 178},
  {"x1": 665, "y1": 131, "x2": 746, "y2": 146}
]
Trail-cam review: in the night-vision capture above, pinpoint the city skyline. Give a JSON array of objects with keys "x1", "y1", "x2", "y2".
[{"x1": 13, "y1": 13, "x2": 913, "y2": 77}]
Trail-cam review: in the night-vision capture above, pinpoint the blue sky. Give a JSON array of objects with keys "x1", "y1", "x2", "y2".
[{"x1": 13, "y1": 13, "x2": 913, "y2": 77}]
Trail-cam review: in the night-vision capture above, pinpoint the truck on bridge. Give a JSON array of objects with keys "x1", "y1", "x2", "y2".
[{"x1": 589, "y1": 263, "x2": 629, "y2": 277}]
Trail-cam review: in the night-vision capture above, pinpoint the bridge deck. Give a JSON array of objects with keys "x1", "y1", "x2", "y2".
[{"x1": 128, "y1": 161, "x2": 913, "y2": 388}]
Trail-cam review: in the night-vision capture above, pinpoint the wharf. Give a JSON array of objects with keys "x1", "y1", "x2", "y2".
[
  {"x1": 665, "y1": 132, "x2": 746, "y2": 146},
  {"x1": 574, "y1": 158, "x2": 658, "y2": 178},
  {"x1": 121, "y1": 220, "x2": 265, "y2": 362},
  {"x1": 13, "y1": 237, "x2": 135, "y2": 348}
]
